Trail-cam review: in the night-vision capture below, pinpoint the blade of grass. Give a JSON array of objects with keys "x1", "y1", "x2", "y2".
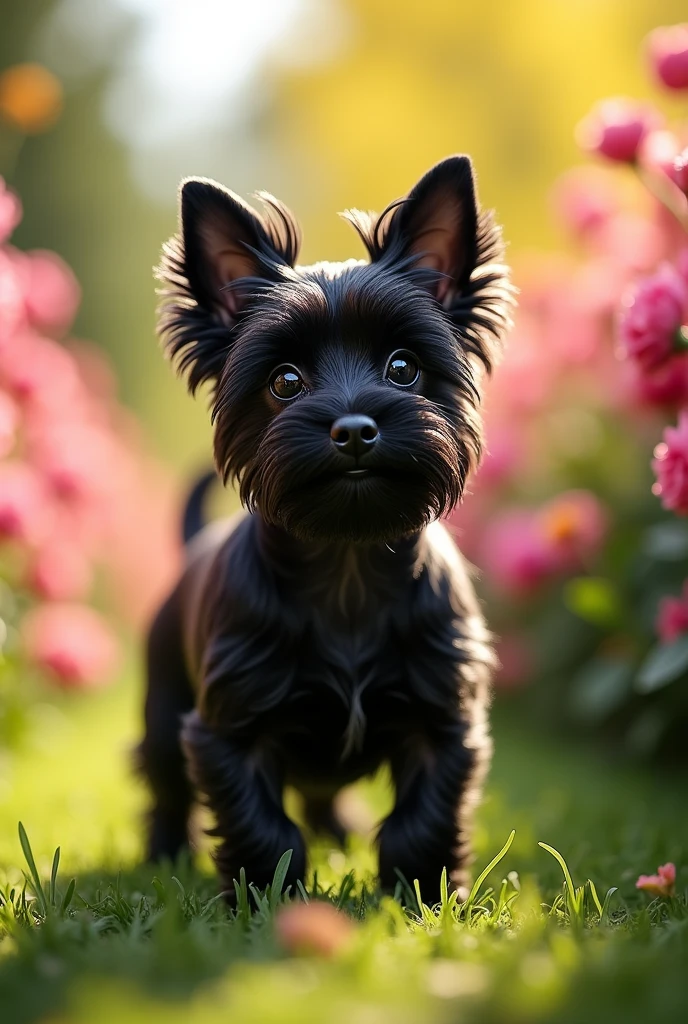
[
  {"x1": 49, "y1": 847, "x2": 60, "y2": 908},
  {"x1": 18, "y1": 823, "x2": 47, "y2": 916},
  {"x1": 601, "y1": 886, "x2": 618, "y2": 924},
  {"x1": 538, "y1": 842, "x2": 579, "y2": 913},
  {"x1": 268, "y1": 850, "x2": 293, "y2": 911},
  {"x1": 587, "y1": 878, "x2": 603, "y2": 918},
  {"x1": 60, "y1": 878, "x2": 76, "y2": 916},
  {"x1": 465, "y1": 830, "x2": 516, "y2": 909}
]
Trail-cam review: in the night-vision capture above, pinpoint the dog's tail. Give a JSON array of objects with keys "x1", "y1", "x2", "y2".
[{"x1": 181, "y1": 470, "x2": 217, "y2": 545}]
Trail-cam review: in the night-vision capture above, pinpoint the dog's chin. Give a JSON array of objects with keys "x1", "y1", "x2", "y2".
[{"x1": 260, "y1": 472, "x2": 453, "y2": 545}]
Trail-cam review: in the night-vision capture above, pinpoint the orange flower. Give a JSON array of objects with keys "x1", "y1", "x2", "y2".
[
  {"x1": 274, "y1": 902, "x2": 355, "y2": 957},
  {"x1": 636, "y1": 862, "x2": 676, "y2": 897},
  {"x1": 0, "y1": 63, "x2": 63, "y2": 134}
]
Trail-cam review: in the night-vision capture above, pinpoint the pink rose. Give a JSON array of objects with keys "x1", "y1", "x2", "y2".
[
  {"x1": 652, "y1": 411, "x2": 688, "y2": 513},
  {"x1": 0, "y1": 177, "x2": 22, "y2": 245},
  {"x1": 618, "y1": 265, "x2": 688, "y2": 371},
  {"x1": 576, "y1": 99, "x2": 662, "y2": 163},
  {"x1": 624, "y1": 354, "x2": 688, "y2": 408},
  {"x1": 656, "y1": 588, "x2": 688, "y2": 643},
  {"x1": 636, "y1": 862, "x2": 676, "y2": 897},
  {"x1": 27, "y1": 542, "x2": 93, "y2": 601},
  {"x1": 22, "y1": 603, "x2": 119, "y2": 689},
  {"x1": 647, "y1": 24, "x2": 688, "y2": 90},
  {"x1": 20, "y1": 250, "x2": 81, "y2": 337},
  {"x1": 0, "y1": 461, "x2": 50, "y2": 544}
]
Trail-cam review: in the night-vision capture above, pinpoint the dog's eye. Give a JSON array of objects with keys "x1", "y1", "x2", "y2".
[
  {"x1": 385, "y1": 351, "x2": 420, "y2": 388},
  {"x1": 270, "y1": 365, "x2": 305, "y2": 401}
]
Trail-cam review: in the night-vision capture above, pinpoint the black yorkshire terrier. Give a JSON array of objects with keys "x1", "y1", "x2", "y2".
[{"x1": 139, "y1": 155, "x2": 513, "y2": 902}]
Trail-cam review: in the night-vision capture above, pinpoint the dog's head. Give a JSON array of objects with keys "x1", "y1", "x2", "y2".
[{"x1": 157, "y1": 156, "x2": 513, "y2": 543}]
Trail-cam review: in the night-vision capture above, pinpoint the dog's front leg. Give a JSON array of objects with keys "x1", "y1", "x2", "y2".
[
  {"x1": 181, "y1": 710, "x2": 305, "y2": 897},
  {"x1": 378, "y1": 725, "x2": 483, "y2": 904}
]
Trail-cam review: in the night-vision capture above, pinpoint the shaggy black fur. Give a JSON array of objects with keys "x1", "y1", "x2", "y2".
[{"x1": 138, "y1": 156, "x2": 514, "y2": 902}]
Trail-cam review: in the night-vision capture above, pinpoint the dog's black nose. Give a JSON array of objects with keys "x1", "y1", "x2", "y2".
[{"x1": 330, "y1": 414, "x2": 379, "y2": 457}]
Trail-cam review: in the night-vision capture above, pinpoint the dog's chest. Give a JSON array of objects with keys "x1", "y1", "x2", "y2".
[{"x1": 275, "y1": 594, "x2": 459, "y2": 778}]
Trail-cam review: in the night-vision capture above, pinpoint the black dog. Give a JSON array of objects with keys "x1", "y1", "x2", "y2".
[{"x1": 139, "y1": 155, "x2": 513, "y2": 902}]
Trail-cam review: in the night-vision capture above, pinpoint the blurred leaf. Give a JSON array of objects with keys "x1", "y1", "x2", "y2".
[
  {"x1": 563, "y1": 577, "x2": 621, "y2": 629},
  {"x1": 642, "y1": 522, "x2": 688, "y2": 561},
  {"x1": 636, "y1": 635, "x2": 688, "y2": 694},
  {"x1": 569, "y1": 659, "x2": 632, "y2": 723}
]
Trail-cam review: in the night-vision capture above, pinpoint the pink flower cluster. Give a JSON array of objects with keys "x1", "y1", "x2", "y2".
[
  {"x1": 0, "y1": 177, "x2": 181, "y2": 690},
  {"x1": 480, "y1": 492, "x2": 607, "y2": 596},
  {"x1": 446, "y1": 22, "x2": 688, "y2": 686},
  {"x1": 636, "y1": 862, "x2": 676, "y2": 897}
]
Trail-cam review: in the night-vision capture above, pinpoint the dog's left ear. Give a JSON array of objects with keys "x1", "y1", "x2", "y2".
[
  {"x1": 156, "y1": 178, "x2": 301, "y2": 393},
  {"x1": 344, "y1": 155, "x2": 513, "y2": 371},
  {"x1": 389, "y1": 156, "x2": 478, "y2": 304}
]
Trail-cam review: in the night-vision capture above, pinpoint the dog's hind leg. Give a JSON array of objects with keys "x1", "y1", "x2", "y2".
[{"x1": 137, "y1": 590, "x2": 195, "y2": 863}]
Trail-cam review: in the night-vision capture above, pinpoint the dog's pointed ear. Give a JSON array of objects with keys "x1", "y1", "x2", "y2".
[
  {"x1": 156, "y1": 178, "x2": 301, "y2": 393},
  {"x1": 390, "y1": 156, "x2": 479, "y2": 303},
  {"x1": 180, "y1": 178, "x2": 278, "y2": 319}
]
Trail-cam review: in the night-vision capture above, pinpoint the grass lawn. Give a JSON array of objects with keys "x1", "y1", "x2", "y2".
[{"x1": 0, "y1": 663, "x2": 687, "y2": 1024}]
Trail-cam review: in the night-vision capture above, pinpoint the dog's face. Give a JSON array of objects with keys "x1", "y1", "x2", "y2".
[{"x1": 157, "y1": 157, "x2": 512, "y2": 543}]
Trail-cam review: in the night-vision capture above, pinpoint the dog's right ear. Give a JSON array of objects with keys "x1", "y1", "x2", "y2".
[{"x1": 156, "y1": 178, "x2": 300, "y2": 393}]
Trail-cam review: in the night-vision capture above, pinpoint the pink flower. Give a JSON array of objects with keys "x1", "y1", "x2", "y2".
[
  {"x1": 657, "y1": 587, "x2": 688, "y2": 643},
  {"x1": 647, "y1": 24, "x2": 688, "y2": 90},
  {"x1": 0, "y1": 177, "x2": 22, "y2": 244},
  {"x1": 537, "y1": 490, "x2": 607, "y2": 570},
  {"x1": 618, "y1": 265, "x2": 688, "y2": 371},
  {"x1": 20, "y1": 250, "x2": 81, "y2": 337},
  {"x1": 653, "y1": 411, "x2": 688, "y2": 513},
  {"x1": 0, "y1": 388, "x2": 19, "y2": 457},
  {"x1": 27, "y1": 542, "x2": 92, "y2": 601},
  {"x1": 623, "y1": 354, "x2": 688, "y2": 408},
  {"x1": 0, "y1": 248, "x2": 27, "y2": 349},
  {"x1": 636, "y1": 862, "x2": 676, "y2": 897},
  {"x1": 275, "y1": 902, "x2": 355, "y2": 957},
  {"x1": 576, "y1": 99, "x2": 662, "y2": 163},
  {"x1": 0, "y1": 461, "x2": 50, "y2": 544},
  {"x1": 1, "y1": 331, "x2": 82, "y2": 410},
  {"x1": 550, "y1": 166, "x2": 619, "y2": 241},
  {"x1": 22, "y1": 603, "x2": 119, "y2": 689},
  {"x1": 481, "y1": 511, "x2": 556, "y2": 594}
]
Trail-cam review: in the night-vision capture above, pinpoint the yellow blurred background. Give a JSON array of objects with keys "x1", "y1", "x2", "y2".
[{"x1": 3, "y1": 0, "x2": 686, "y2": 471}]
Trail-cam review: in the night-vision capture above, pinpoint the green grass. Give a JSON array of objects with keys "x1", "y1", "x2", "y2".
[{"x1": 0, "y1": 670, "x2": 687, "y2": 1024}]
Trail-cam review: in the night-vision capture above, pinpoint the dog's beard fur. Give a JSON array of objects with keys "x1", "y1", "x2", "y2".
[
  {"x1": 211, "y1": 270, "x2": 480, "y2": 543},
  {"x1": 156, "y1": 156, "x2": 514, "y2": 544}
]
